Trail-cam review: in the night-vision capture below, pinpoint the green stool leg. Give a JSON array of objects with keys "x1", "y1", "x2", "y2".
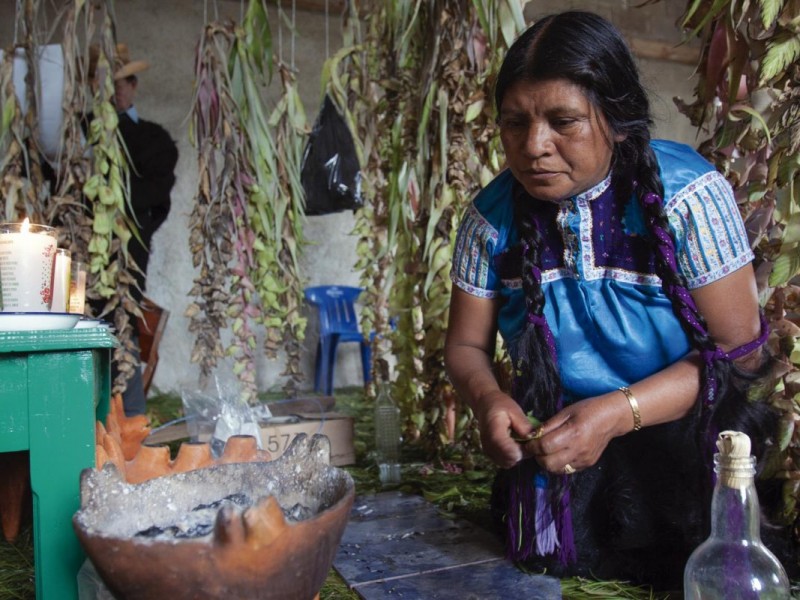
[{"x1": 28, "y1": 349, "x2": 99, "y2": 600}]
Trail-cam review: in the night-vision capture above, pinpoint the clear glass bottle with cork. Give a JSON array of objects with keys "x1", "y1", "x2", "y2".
[
  {"x1": 373, "y1": 358, "x2": 401, "y2": 485},
  {"x1": 683, "y1": 430, "x2": 790, "y2": 599}
]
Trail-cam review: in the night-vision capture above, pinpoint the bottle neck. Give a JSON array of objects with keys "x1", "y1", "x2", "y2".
[
  {"x1": 375, "y1": 382, "x2": 393, "y2": 405},
  {"x1": 709, "y1": 454, "x2": 762, "y2": 542}
]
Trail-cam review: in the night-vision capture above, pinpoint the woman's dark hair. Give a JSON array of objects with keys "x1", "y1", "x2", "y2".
[
  {"x1": 496, "y1": 11, "x2": 653, "y2": 207},
  {"x1": 496, "y1": 11, "x2": 773, "y2": 564}
]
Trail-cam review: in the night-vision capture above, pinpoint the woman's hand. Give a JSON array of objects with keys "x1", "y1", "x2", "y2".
[
  {"x1": 473, "y1": 390, "x2": 538, "y2": 468},
  {"x1": 521, "y1": 391, "x2": 630, "y2": 474}
]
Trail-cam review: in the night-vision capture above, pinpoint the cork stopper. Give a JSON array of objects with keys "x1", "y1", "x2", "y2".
[
  {"x1": 716, "y1": 430, "x2": 754, "y2": 488},
  {"x1": 717, "y1": 430, "x2": 751, "y2": 458}
]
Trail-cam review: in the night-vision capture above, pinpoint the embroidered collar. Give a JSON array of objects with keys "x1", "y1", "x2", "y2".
[{"x1": 567, "y1": 173, "x2": 611, "y2": 205}]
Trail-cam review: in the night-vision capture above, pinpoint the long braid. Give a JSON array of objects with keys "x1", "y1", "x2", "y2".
[
  {"x1": 635, "y1": 145, "x2": 774, "y2": 454},
  {"x1": 512, "y1": 183, "x2": 560, "y2": 417},
  {"x1": 505, "y1": 182, "x2": 576, "y2": 565},
  {"x1": 635, "y1": 146, "x2": 720, "y2": 393}
]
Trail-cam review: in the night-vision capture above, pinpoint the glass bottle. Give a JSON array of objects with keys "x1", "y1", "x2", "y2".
[
  {"x1": 684, "y1": 431, "x2": 790, "y2": 599},
  {"x1": 373, "y1": 381, "x2": 401, "y2": 485}
]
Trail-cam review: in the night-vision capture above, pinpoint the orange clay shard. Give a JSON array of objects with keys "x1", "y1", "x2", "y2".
[
  {"x1": 125, "y1": 445, "x2": 171, "y2": 484},
  {"x1": 170, "y1": 442, "x2": 214, "y2": 474},
  {"x1": 105, "y1": 394, "x2": 150, "y2": 461},
  {"x1": 94, "y1": 395, "x2": 272, "y2": 483}
]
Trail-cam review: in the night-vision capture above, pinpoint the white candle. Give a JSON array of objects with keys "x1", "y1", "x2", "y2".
[
  {"x1": 0, "y1": 219, "x2": 58, "y2": 312},
  {"x1": 51, "y1": 248, "x2": 72, "y2": 313}
]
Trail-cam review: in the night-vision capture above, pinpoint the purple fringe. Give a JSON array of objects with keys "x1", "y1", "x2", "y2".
[
  {"x1": 506, "y1": 462, "x2": 577, "y2": 566},
  {"x1": 535, "y1": 487, "x2": 558, "y2": 556},
  {"x1": 535, "y1": 474, "x2": 558, "y2": 556},
  {"x1": 507, "y1": 462, "x2": 537, "y2": 560},
  {"x1": 518, "y1": 286, "x2": 575, "y2": 565},
  {"x1": 557, "y1": 477, "x2": 577, "y2": 564}
]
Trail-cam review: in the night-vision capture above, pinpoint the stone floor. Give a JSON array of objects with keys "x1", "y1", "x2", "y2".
[{"x1": 332, "y1": 491, "x2": 562, "y2": 599}]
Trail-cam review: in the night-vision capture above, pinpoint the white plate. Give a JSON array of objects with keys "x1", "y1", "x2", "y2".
[
  {"x1": 75, "y1": 317, "x2": 109, "y2": 330},
  {"x1": 0, "y1": 312, "x2": 81, "y2": 332}
]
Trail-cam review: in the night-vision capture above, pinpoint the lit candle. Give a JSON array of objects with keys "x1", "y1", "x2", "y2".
[{"x1": 0, "y1": 218, "x2": 58, "y2": 313}]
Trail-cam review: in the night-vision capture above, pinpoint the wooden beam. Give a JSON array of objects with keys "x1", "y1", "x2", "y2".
[{"x1": 629, "y1": 37, "x2": 700, "y2": 65}]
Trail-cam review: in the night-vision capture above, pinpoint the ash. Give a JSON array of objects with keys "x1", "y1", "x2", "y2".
[{"x1": 134, "y1": 494, "x2": 315, "y2": 540}]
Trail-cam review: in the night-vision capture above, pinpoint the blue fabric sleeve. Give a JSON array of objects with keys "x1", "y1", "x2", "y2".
[
  {"x1": 450, "y1": 170, "x2": 517, "y2": 299},
  {"x1": 666, "y1": 170, "x2": 754, "y2": 289},
  {"x1": 450, "y1": 204, "x2": 500, "y2": 298}
]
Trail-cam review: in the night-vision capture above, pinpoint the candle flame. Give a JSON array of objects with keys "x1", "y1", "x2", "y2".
[{"x1": 21, "y1": 217, "x2": 30, "y2": 233}]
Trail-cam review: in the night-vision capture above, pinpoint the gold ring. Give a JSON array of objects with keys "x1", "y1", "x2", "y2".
[
  {"x1": 563, "y1": 463, "x2": 576, "y2": 475},
  {"x1": 532, "y1": 427, "x2": 544, "y2": 440}
]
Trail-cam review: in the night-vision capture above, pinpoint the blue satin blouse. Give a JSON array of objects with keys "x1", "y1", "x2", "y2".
[{"x1": 450, "y1": 140, "x2": 754, "y2": 402}]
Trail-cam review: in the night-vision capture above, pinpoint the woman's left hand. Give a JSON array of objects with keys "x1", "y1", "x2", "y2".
[{"x1": 521, "y1": 391, "x2": 630, "y2": 474}]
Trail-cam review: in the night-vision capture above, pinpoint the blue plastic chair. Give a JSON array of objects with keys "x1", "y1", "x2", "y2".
[{"x1": 304, "y1": 286, "x2": 371, "y2": 395}]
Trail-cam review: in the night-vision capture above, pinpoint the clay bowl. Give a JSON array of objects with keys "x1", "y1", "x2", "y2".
[{"x1": 73, "y1": 434, "x2": 355, "y2": 600}]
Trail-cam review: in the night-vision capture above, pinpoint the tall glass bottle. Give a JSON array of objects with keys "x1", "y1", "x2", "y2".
[
  {"x1": 684, "y1": 431, "x2": 790, "y2": 599},
  {"x1": 373, "y1": 379, "x2": 401, "y2": 485}
]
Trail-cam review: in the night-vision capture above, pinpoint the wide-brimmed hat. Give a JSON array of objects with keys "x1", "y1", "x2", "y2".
[{"x1": 88, "y1": 43, "x2": 149, "y2": 81}]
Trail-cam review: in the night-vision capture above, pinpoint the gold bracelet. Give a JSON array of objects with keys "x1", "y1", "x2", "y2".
[{"x1": 619, "y1": 386, "x2": 642, "y2": 432}]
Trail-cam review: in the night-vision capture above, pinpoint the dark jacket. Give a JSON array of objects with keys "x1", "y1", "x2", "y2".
[{"x1": 117, "y1": 112, "x2": 178, "y2": 299}]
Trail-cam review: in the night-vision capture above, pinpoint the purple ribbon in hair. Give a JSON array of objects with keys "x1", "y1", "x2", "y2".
[
  {"x1": 643, "y1": 193, "x2": 682, "y2": 278},
  {"x1": 643, "y1": 191, "x2": 771, "y2": 405},
  {"x1": 700, "y1": 312, "x2": 769, "y2": 364},
  {"x1": 522, "y1": 263, "x2": 575, "y2": 564},
  {"x1": 527, "y1": 311, "x2": 558, "y2": 365},
  {"x1": 527, "y1": 264, "x2": 558, "y2": 364},
  {"x1": 699, "y1": 312, "x2": 770, "y2": 403}
]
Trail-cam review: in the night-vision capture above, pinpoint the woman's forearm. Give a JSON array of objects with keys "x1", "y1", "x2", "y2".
[
  {"x1": 616, "y1": 353, "x2": 702, "y2": 432},
  {"x1": 444, "y1": 342, "x2": 503, "y2": 421}
]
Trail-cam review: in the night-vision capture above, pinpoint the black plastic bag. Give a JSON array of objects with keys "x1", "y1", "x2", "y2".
[{"x1": 301, "y1": 94, "x2": 362, "y2": 215}]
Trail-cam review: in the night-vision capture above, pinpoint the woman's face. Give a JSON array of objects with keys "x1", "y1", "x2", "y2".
[{"x1": 498, "y1": 78, "x2": 620, "y2": 202}]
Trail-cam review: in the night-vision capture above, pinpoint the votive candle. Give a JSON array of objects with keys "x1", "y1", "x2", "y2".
[{"x1": 0, "y1": 219, "x2": 57, "y2": 312}]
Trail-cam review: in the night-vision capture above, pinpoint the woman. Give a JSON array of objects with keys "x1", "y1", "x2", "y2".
[{"x1": 445, "y1": 11, "x2": 779, "y2": 587}]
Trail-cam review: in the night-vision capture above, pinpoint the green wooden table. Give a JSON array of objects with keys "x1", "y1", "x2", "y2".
[{"x1": 0, "y1": 327, "x2": 116, "y2": 600}]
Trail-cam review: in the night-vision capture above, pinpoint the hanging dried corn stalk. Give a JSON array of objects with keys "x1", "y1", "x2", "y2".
[
  {"x1": 188, "y1": 0, "x2": 308, "y2": 402},
  {"x1": 326, "y1": 0, "x2": 528, "y2": 459},
  {"x1": 670, "y1": 0, "x2": 800, "y2": 539},
  {"x1": 46, "y1": 0, "x2": 97, "y2": 259},
  {"x1": 0, "y1": 0, "x2": 48, "y2": 223},
  {"x1": 1, "y1": 0, "x2": 139, "y2": 396},
  {"x1": 82, "y1": 10, "x2": 140, "y2": 391},
  {"x1": 256, "y1": 61, "x2": 308, "y2": 392},
  {"x1": 0, "y1": 49, "x2": 27, "y2": 219}
]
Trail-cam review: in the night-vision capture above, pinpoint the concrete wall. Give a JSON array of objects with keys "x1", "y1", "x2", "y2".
[{"x1": 0, "y1": 0, "x2": 702, "y2": 397}]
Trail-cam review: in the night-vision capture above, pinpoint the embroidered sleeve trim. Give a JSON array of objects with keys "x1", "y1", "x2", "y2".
[
  {"x1": 665, "y1": 170, "x2": 754, "y2": 289},
  {"x1": 451, "y1": 276, "x2": 499, "y2": 299},
  {"x1": 450, "y1": 204, "x2": 500, "y2": 297}
]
